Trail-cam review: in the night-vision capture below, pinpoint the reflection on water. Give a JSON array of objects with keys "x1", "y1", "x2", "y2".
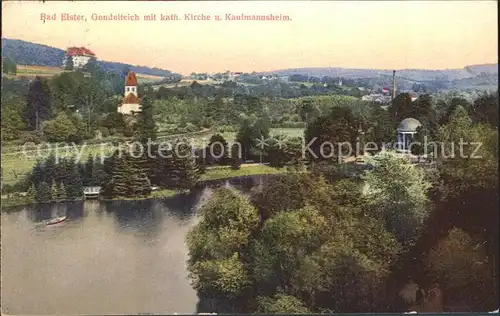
[
  {"x1": 1, "y1": 188, "x2": 213, "y2": 314},
  {"x1": 0, "y1": 175, "x2": 275, "y2": 315}
]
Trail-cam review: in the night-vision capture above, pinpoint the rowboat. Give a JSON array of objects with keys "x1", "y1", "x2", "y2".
[{"x1": 44, "y1": 215, "x2": 67, "y2": 226}]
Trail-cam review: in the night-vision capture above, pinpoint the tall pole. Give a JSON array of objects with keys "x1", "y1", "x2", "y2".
[
  {"x1": 392, "y1": 70, "x2": 396, "y2": 102},
  {"x1": 36, "y1": 109, "x2": 39, "y2": 132},
  {"x1": 88, "y1": 106, "x2": 91, "y2": 133}
]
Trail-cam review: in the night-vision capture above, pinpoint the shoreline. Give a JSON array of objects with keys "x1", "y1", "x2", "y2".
[{"x1": 1, "y1": 165, "x2": 287, "y2": 210}]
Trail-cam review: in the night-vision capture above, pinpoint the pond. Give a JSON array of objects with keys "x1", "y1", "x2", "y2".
[{"x1": 1, "y1": 176, "x2": 271, "y2": 315}]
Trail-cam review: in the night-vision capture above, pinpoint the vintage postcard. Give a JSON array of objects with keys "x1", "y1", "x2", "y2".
[{"x1": 1, "y1": 1, "x2": 498, "y2": 315}]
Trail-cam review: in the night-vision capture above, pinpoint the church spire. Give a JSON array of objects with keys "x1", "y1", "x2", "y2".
[{"x1": 124, "y1": 71, "x2": 138, "y2": 97}]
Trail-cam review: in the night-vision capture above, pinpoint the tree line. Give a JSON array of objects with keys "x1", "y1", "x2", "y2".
[
  {"x1": 186, "y1": 91, "x2": 499, "y2": 312},
  {"x1": 2, "y1": 57, "x2": 17, "y2": 74}
]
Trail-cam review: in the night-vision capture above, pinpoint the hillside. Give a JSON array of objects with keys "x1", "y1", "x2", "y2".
[
  {"x1": 1, "y1": 38, "x2": 177, "y2": 77},
  {"x1": 261, "y1": 64, "x2": 497, "y2": 92},
  {"x1": 261, "y1": 64, "x2": 498, "y2": 81}
]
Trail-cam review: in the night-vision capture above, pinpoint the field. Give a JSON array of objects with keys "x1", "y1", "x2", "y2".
[
  {"x1": 10, "y1": 65, "x2": 164, "y2": 83},
  {"x1": 136, "y1": 73, "x2": 164, "y2": 84},
  {"x1": 0, "y1": 128, "x2": 304, "y2": 186},
  {"x1": 151, "y1": 79, "x2": 220, "y2": 90},
  {"x1": 217, "y1": 128, "x2": 304, "y2": 146},
  {"x1": 200, "y1": 164, "x2": 286, "y2": 181},
  {"x1": 17, "y1": 65, "x2": 64, "y2": 76}
]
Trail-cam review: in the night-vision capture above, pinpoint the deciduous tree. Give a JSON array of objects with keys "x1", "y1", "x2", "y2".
[{"x1": 362, "y1": 151, "x2": 431, "y2": 247}]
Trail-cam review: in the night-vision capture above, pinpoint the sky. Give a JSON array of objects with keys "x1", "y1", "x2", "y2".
[{"x1": 2, "y1": 1, "x2": 498, "y2": 75}]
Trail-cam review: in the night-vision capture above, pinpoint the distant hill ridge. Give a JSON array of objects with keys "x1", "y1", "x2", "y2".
[
  {"x1": 260, "y1": 64, "x2": 498, "y2": 81},
  {"x1": 1, "y1": 38, "x2": 177, "y2": 77}
]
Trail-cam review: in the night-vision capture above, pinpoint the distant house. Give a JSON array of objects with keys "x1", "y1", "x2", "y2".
[
  {"x1": 226, "y1": 72, "x2": 243, "y2": 81},
  {"x1": 63, "y1": 47, "x2": 96, "y2": 69},
  {"x1": 362, "y1": 93, "x2": 391, "y2": 104},
  {"x1": 118, "y1": 71, "x2": 141, "y2": 115}
]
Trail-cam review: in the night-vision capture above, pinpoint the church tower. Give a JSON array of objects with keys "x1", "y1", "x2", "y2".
[
  {"x1": 124, "y1": 71, "x2": 138, "y2": 97},
  {"x1": 118, "y1": 71, "x2": 140, "y2": 114}
]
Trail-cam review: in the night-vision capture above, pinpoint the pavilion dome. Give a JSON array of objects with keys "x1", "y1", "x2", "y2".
[{"x1": 397, "y1": 118, "x2": 422, "y2": 133}]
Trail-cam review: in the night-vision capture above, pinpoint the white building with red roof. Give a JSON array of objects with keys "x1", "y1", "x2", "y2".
[
  {"x1": 118, "y1": 71, "x2": 141, "y2": 115},
  {"x1": 64, "y1": 47, "x2": 96, "y2": 69}
]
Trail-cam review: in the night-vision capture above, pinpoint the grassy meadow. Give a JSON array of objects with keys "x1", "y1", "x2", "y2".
[
  {"x1": 0, "y1": 127, "x2": 304, "y2": 186},
  {"x1": 9, "y1": 65, "x2": 163, "y2": 83}
]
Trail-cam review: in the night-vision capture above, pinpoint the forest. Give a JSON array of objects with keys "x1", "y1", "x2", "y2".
[{"x1": 186, "y1": 96, "x2": 499, "y2": 313}]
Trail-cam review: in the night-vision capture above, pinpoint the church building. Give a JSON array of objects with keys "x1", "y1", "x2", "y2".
[{"x1": 118, "y1": 71, "x2": 141, "y2": 115}]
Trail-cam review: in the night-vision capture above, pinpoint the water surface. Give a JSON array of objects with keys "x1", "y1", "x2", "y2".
[{"x1": 1, "y1": 190, "x2": 214, "y2": 315}]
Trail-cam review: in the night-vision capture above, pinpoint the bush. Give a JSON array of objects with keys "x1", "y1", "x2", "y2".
[
  {"x1": 2, "y1": 184, "x2": 14, "y2": 194},
  {"x1": 67, "y1": 133, "x2": 84, "y2": 144},
  {"x1": 123, "y1": 128, "x2": 134, "y2": 137},
  {"x1": 274, "y1": 121, "x2": 306, "y2": 128},
  {"x1": 19, "y1": 131, "x2": 43, "y2": 144},
  {"x1": 42, "y1": 113, "x2": 78, "y2": 142},
  {"x1": 425, "y1": 228, "x2": 492, "y2": 308},
  {"x1": 231, "y1": 157, "x2": 242, "y2": 170},
  {"x1": 2, "y1": 176, "x2": 32, "y2": 194},
  {"x1": 201, "y1": 117, "x2": 215, "y2": 128},
  {"x1": 185, "y1": 123, "x2": 199, "y2": 133},
  {"x1": 99, "y1": 127, "x2": 110, "y2": 138},
  {"x1": 217, "y1": 125, "x2": 236, "y2": 133},
  {"x1": 83, "y1": 131, "x2": 94, "y2": 140}
]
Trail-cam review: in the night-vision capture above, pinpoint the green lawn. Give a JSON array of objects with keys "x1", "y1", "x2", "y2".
[
  {"x1": 0, "y1": 128, "x2": 303, "y2": 186},
  {"x1": 270, "y1": 128, "x2": 305, "y2": 138},
  {"x1": 216, "y1": 128, "x2": 304, "y2": 144},
  {"x1": 1, "y1": 194, "x2": 32, "y2": 208},
  {"x1": 1, "y1": 144, "x2": 117, "y2": 185},
  {"x1": 201, "y1": 164, "x2": 286, "y2": 181}
]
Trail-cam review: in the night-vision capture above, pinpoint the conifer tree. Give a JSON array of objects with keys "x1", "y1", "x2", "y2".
[
  {"x1": 207, "y1": 133, "x2": 229, "y2": 165},
  {"x1": 92, "y1": 159, "x2": 108, "y2": 186},
  {"x1": 58, "y1": 182, "x2": 67, "y2": 201},
  {"x1": 51, "y1": 180, "x2": 60, "y2": 201},
  {"x1": 144, "y1": 143, "x2": 160, "y2": 185},
  {"x1": 64, "y1": 157, "x2": 83, "y2": 199},
  {"x1": 26, "y1": 184, "x2": 36, "y2": 202},
  {"x1": 148, "y1": 146, "x2": 177, "y2": 188},
  {"x1": 43, "y1": 154, "x2": 57, "y2": 185},
  {"x1": 84, "y1": 154, "x2": 95, "y2": 186},
  {"x1": 31, "y1": 160, "x2": 45, "y2": 188},
  {"x1": 128, "y1": 149, "x2": 151, "y2": 197},
  {"x1": 135, "y1": 94, "x2": 157, "y2": 144},
  {"x1": 105, "y1": 151, "x2": 132, "y2": 198},
  {"x1": 24, "y1": 76, "x2": 53, "y2": 131},
  {"x1": 36, "y1": 181, "x2": 52, "y2": 203},
  {"x1": 230, "y1": 144, "x2": 243, "y2": 170},
  {"x1": 171, "y1": 142, "x2": 200, "y2": 190}
]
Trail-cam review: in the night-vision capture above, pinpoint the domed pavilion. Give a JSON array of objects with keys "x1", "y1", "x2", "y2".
[{"x1": 396, "y1": 118, "x2": 422, "y2": 153}]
